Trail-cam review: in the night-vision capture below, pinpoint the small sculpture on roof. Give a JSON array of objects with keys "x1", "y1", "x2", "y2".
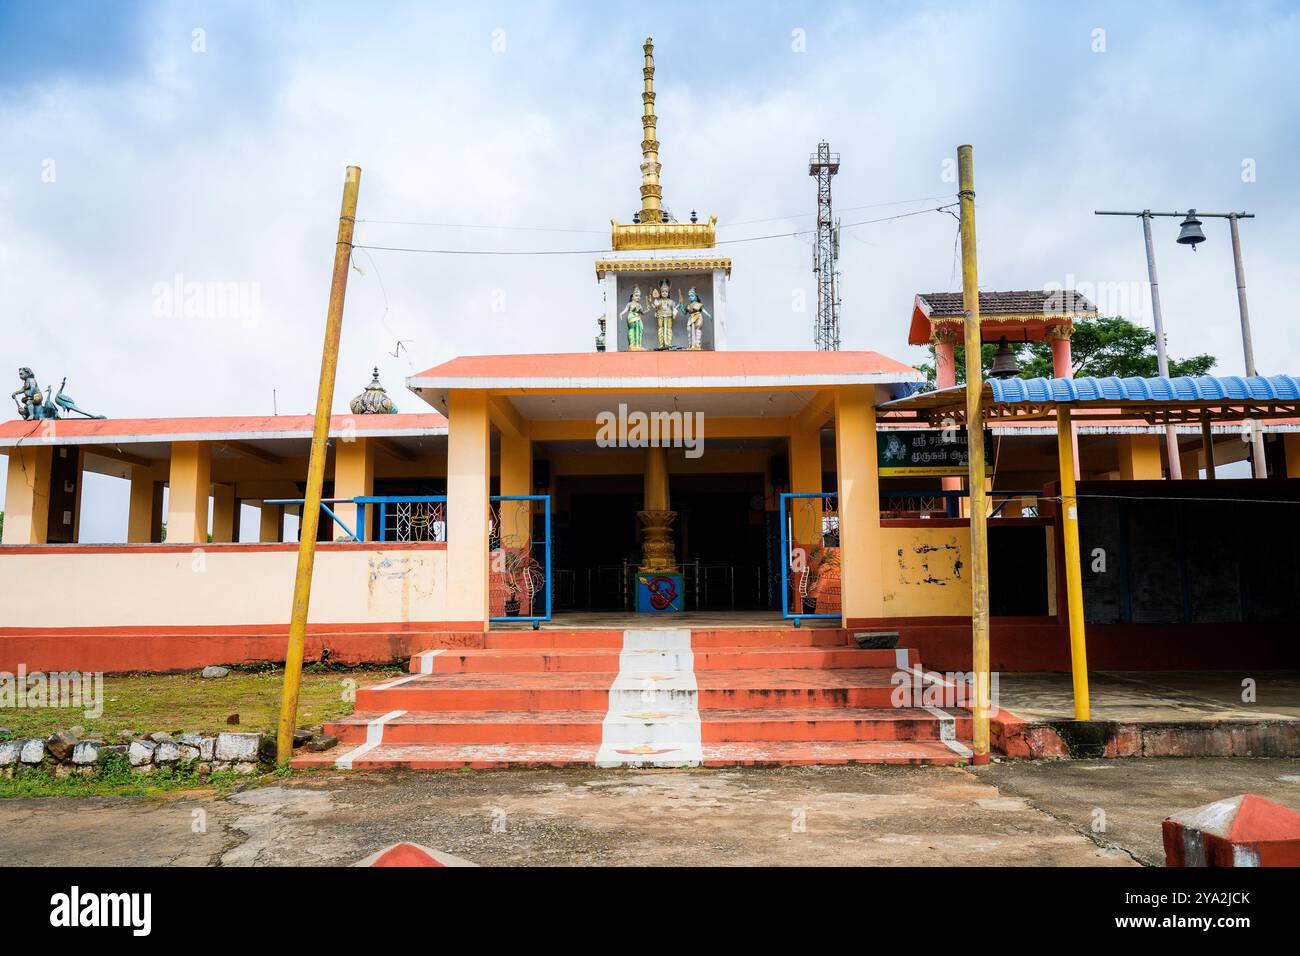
[
  {"x1": 11, "y1": 367, "x2": 105, "y2": 420},
  {"x1": 350, "y1": 367, "x2": 398, "y2": 415}
]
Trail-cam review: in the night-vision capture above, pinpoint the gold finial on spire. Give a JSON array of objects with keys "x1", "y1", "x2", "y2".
[
  {"x1": 639, "y1": 37, "x2": 662, "y2": 224},
  {"x1": 609, "y1": 36, "x2": 717, "y2": 251}
]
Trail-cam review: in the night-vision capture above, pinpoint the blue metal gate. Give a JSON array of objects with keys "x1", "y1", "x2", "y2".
[
  {"x1": 779, "y1": 491, "x2": 840, "y2": 625},
  {"x1": 489, "y1": 494, "x2": 552, "y2": 628}
]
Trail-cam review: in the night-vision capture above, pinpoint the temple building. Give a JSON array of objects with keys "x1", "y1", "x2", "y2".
[{"x1": 2, "y1": 38, "x2": 1299, "y2": 768}]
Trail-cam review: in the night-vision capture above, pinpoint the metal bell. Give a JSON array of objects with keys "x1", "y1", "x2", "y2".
[
  {"x1": 989, "y1": 336, "x2": 1020, "y2": 378},
  {"x1": 1177, "y1": 210, "x2": 1206, "y2": 250}
]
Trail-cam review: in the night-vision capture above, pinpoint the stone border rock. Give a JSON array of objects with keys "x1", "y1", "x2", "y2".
[{"x1": 0, "y1": 727, "x2": 338, "y2": 778}]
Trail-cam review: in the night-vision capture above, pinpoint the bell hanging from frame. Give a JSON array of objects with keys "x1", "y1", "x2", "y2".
[
  {"x1": 989, "y1": 337, "x2": 1020, "y2": 379},
  {"x1": 1176, "y1": 210, "x2": 1206, "y2": 250}
]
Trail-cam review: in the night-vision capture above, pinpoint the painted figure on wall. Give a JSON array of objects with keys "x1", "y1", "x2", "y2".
[
  {"x1": 679, "y1": 287, "x2": 711, "y2": 351},
  {"x1": 620, "y1": 286, "x2": 645, "y2": 350},
  {"x1": 651, "y1": 277, "x2": 678, "y2": 350}
]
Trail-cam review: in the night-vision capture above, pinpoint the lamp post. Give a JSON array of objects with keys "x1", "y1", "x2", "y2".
[
  {"x1": 1095, "y1": 210, "x2": 1182, "y2": 479},
  {"x1": 1095, "y1": 209, "x2": 1265, "y2": 479}
]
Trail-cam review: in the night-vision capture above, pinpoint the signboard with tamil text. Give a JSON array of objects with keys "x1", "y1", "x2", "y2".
[{"x1": 877, "y1": 429, "x2": 993, "y2": 477}]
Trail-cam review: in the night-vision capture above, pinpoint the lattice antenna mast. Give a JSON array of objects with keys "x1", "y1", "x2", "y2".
[{"x1": 808, "y1": 142, "x2": 841, "y2": 351}]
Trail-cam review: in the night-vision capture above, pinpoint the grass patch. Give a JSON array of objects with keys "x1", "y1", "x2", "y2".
[{"x1": 0, "y1": 663, "x2": 400, "y2": 741}]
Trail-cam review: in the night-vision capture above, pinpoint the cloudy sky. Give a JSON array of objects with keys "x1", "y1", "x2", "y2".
[{"x1": 2, "y1": 0, "x2": 1297, "y2": 535}]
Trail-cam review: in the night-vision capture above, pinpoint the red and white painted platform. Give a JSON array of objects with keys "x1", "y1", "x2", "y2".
[{"x1": 291, "y1": 626, "x2": 975, "y2": 769}]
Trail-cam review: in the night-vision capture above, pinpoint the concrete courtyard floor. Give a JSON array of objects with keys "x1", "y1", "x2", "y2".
[
  {"x1": 998, "y1": 670, "x2": 1300, "y2": 723},
  {"x1": 2, "y1": 758, "x2": 1298, "y2": 867}
]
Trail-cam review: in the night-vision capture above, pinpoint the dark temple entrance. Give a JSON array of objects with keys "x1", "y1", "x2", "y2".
[{"x1": 551, "y1": 472, "x2": 768, "y2": 611}]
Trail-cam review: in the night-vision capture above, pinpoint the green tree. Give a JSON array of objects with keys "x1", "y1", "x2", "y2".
[{"x1": 914, "y1": 315, "x2": 1216, "y2": 387}]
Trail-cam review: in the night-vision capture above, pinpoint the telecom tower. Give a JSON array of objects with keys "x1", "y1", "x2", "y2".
[{"x1": 808, "y1": 141, "x2": 841, "y2": 351}]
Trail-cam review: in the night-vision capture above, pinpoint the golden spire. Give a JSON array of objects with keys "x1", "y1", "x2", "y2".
[
  {"x1": 639, "y1": 37, "x2": 662, "y2": 224},
  {"x1": 609, "y1": 36, "x2": 716, "y2": 251}
]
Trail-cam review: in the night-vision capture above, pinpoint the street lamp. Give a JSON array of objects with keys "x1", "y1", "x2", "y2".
[{"x1": 1094, "y1": 208, "x2": 1266, "y2": 479}]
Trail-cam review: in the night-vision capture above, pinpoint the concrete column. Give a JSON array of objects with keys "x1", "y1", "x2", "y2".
[
  {"x1": 834, "y1": 385, "x2": 883, "y2": 624},
  {"x1": 1, "y1": 445, "x2": 53, "y2": 544},
  {"x1": 1117, "y1": 434, "x2": 1163, "y2": 480},
  {"x1": 166, "y1": 441, "x2": 211, "y2": 543},
  {"x1": 127, "y1": 469, "x2": 164, "y2": 543},
  {"x1": 932, "y1": 330, "x2": 963, "y2": 498},
  {"x1": 788, "y1": 420, "x2": 825, "y2": 561},
  {"x1": 499, "y1": 429, "x2": 532, "y2": 547},
  {"x1": 332, "y1": 437, "x2": 374, "y2": 540},
  {"x1": 258, "y1": 502, "x2": 284, "y2": 543},
  {"x1": 446, "y1": 390, "x2": 491, "y2": 629},
  {"x1": 1049, "y1": 328, "x2": 1074, "y2": 378},
  {"x1": 643, "y1": 445, "x2": 669, "y2": 511},
  {"x1": 211, "y1": 484, "x2": 239, "y2": 542},
  {"x1": 1285, "y1": 434, "x2": 1300, "y2": 479}
]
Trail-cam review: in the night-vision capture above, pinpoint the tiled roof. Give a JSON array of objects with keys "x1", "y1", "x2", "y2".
[{"x1": 917, "y1": 290, "x2": 1097, "y2": 317}]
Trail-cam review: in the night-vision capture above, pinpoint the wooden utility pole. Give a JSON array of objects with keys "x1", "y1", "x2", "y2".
[
  {"x1": 957, "y1": 145, "x2": 990, "y2": 762},
  {"x1": 276, "y1": 165, "x2": 361, "y2": 765}
]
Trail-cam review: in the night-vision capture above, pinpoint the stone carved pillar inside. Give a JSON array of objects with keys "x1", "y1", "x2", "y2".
[
  {"x1": 637, "y1": 510, "x2": 679, "y2": 573},
  {"x1": 638, "y1": 446, "x2": 677, "y2": 572}
]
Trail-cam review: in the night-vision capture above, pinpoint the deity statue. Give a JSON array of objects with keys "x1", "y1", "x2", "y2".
[
  {"x1": 619, "y1": 286, "x2": 645, "y2": 350},
  {"x1": 11, "y1": 367, "x2": 105, "y2": 420},
  {"x1": 651, "y1": 277, "x2": 677, "y2": 350},
  {"x1": 678, "y1": 287, "x2": 712, "y2": 351}
]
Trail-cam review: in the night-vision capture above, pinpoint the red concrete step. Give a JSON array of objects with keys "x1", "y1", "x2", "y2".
[
  {"x1": 407, "y1": 645, "x2": 914, "y2": 674},
  {"x1": 289, "y1": 738, "x2": 968, "y2": 770},
  {"x1": 357, "y1": 668, "x2": 908, "y2": 712},
  {"x1": 700, "y1": 707, "x2": 972, "y2": 742},
  {"x1": 325, "y1": 706, "x2": 968, "y2": 745},
  {"x1": 481, "y1": 627, "x2": 849, "y2": 651},
  {"x1": 700, "y1": 740, "x2": 968, "y2": 767},
  {"x1": 325, "y1": 709, "x2": 607, "y2": 745}
]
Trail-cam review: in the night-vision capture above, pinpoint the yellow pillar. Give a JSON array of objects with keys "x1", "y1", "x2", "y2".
[
  {"x1": 447, "y1": 390, "x2": 491, "y2": 628},
  {"x1": 1284, "y1": 434, "x2": 1300, "y2": 479},
  {"x1": 643, "y1": 446, "x2": 669, "y2": 510},
  {"x1": 1056, "y1": 407, "x2": 1091, "y2": 721},
  {"x1": 1, "y1": 445, "x2": 53, "y2": 544},
  {"x1": 128, "y1": 469, "x2": 163, "y2": 543},
  {"x1": 211, "y1": 484, "x2": 238, "y2": 542},
  {"x1": 259, "y1": 502, "x2": 284, "y2": 543},
  {"x1": 788, "y1": 420, "x2": 825, "y2": 553},
  {"x1": 1117, "y1": 434, "x2": 1163, "y2": 480},
  {"x1": 834, "y1": 385, "x2": 883, "y2": 624},
  {"x1": 499, "y1": 428, "x2": 532, "y2": 547},
  {"x1": 332, "y1": 437, "x2": 374, "y2": 540},
  {"x1": 166, "y1": 441, "x2": 211, "y2": 544}
]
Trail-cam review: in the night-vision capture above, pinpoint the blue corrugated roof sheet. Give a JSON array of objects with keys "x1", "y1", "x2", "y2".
[{"x1": 988, "y1": 374, "x2": 1300, "y2": 404}]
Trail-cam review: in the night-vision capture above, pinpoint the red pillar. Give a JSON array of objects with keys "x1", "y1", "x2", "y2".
[
  {"x1": 934, "y1": 328, "x2": 962, "y2": 500},
  {"x1": 1050, "y1": 332, "x2": 1073, "y2": 378}
]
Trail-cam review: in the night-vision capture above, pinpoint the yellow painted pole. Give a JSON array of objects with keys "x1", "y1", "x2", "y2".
[
  {"x1": 957, "y1": 145, "x2": 991, "y2": 762},
  {"x1": 1055, "y1": 406, "x2": 1091, "y2": 720},
  {"x1": 276, "y1": 165, "x2": 361, "y2": 765}
]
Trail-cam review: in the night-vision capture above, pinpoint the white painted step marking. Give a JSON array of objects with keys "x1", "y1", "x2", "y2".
[
  {"x1": 597, "y1": 628, "x2": 702, "y2": 767},
  {"x1": 370, "y1": 649, "x2": 446, "y2": 689},
  {"x1": 894, "y1": 649, "x2": 973, "y2": 759},
  {"x1": 335, "y1": 709, "x2": 405, "y2": 769}
]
